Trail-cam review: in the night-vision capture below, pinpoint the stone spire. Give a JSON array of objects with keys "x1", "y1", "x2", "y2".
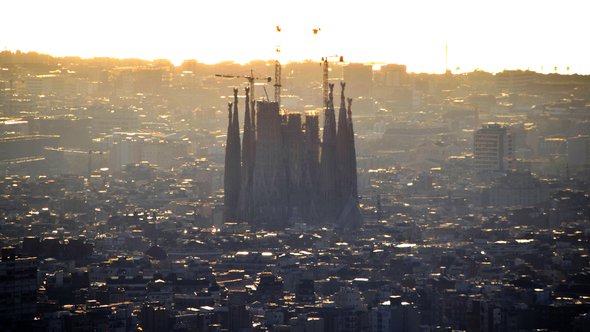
[
  {"x1": 223, "y1": 102, "x2": 233, "y2": 220},
  {"x1": 232, "y1": 89, "x2": 241, "y2": 204},
  {"x1": 232, "y1": 88, "x2": 240, "y2": 138},
  {"x1": 335, "y1": 96, "x2": 362, "y2": 229},
  {"x1": 337, "y1": 82, "x2": 349, "y2": 141},
  {"x1": 319, "y1": 83, "x2": 339, "y2": 222},
  {"x1": 336, "y1": 82, "x2": 351, "y2": 205},
  {"x1": 239, "y1": 87, "x2": 254, "y2": 220},
  {"x1": 347, "y1": 97, "x2": 358, "y2": 199},
  {"x1": 224, "y1": 96, "x2": 241, "y2": 221},
  {"x1": 242, "y1": 87, "x2": 253, "y2": 172}
]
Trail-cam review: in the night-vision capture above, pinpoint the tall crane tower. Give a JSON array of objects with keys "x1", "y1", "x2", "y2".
[
  {"x1": 274, "y1": 26, "x2": 282, "y2": 105},
  {"x1": 313, "y1": 26, "x2": 344, "y2": 107},
  {"x1": 321, "y1": 55, "x2": 344, "y2": 107},
  {"x1": 215, "y1": 70, "x2": 272, "y2": 111},
  {"x1": 274, "y1": 57, "x2": 281, "y2": 105}
]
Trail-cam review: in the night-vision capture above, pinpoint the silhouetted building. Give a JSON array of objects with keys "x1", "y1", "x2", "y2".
[
  {"x1": 139, "y1": 302, "x2": 175, "y2": 332},
  {"x1": 224, "y1": 89, "x2": 241, "y2": 221},
  {"x1": 224, "y1": 83, "x2": 361, "y2": 228},
  {"x1": 255, "y1": 272, "x2": 284, "y2": 303},
  {"x1": 0, "y1": 247, "x2": 38, "y2": 329},
  {"x1": 228, "y1": 291, "x2": 251, "y2": 332},
  {"x1": 22, "y1": 236, "x2": 41, "y2": 256},
  {"x1": 370, "y1": 296, "x2": 420, "y2": 332},
  {"x1": 296, "y1": 279, "x2": 316, "y2": 303}
]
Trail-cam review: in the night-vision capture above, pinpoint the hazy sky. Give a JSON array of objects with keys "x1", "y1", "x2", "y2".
[{"x1": 4, "y1": 0, "x2": 589, "y2": 74}]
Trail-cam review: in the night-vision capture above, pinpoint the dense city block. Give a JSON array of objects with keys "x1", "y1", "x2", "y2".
[{"x1": 1, "y1": 52, "x2": 589, "y2": 331}]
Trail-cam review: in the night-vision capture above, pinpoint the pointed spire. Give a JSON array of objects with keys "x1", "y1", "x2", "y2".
[
  {"x1": 328, "y1": 83, "x2": 335, "y2": 109},
  {"x1": 347, "y1": 97, "x2": 358, "y2": 199},
  {"x1": 250, "y1": 88, "x2": 256, "y2": 135},
  {"x1": 337, "y1": 82, "x2": 349, "y2": 139},
  {"x1": 232, "y1": 88, "x2": 239, "y2": 130},
  {"x1": 231, "y1": 89, "x2": 241, "y2": 165},
  {"x1": 224, "y1": 102, "x2": 235, "y2": 221},
  {"x1": 325, "y1": 82, "x2": 336, "y2": 142},
  {"x1": 226, "y1": 101, "x2": 234, "y2": 151},
  {"x1": 325, "y1": 83, "x2": 336, "y2": 138},
  {"x1": 224, "y1": 90, "x2": 241, "y2": 222},
  {"x1": 242, "y1": 87, "x2": 252, "y2": 160},
  {"x1": 244, "y1": 86, "x2": 251, "y2": 126},
  {"x1": 320, "y1": 82, "x2": 338, "y2": 222},
  {"x1": 245, "y1": 87, "x2": 253, "y2": 142},
  {"x1": 340, "y1": 81, "x2": 346, "y2": 112},
  {"x1": 347, "y1": 98, "x2": 353, "y2": 123},
  {"x1": 336, "y1": 82, "x2": 351, "y2": 207},
  {"x1": 227, "y1": 101, "x2": 233, "y2": 125},
  {"x1": 240, "y1": 86, "x2": 254, "y2": 220}
]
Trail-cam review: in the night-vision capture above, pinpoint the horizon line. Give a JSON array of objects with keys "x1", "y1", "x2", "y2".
[{"x1": 2, "y1": 49, "x2": 588, "y2": 76}]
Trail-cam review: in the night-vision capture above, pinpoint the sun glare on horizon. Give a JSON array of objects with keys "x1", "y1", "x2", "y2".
[{"x1": 3, "y1": 0, "x2": 589, "y2": 74}]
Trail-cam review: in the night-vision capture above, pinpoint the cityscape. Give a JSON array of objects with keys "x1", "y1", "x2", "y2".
[{"x1": 1, "y1": 3, "x2": 590, "y2": 331}]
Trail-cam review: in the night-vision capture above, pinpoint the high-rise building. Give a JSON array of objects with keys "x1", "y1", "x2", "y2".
[
  {"x1": 0, "y1": 247, "x2": 38, "y2": 329},
  {"x1": 474, "y1": 124, "x2": 514, "y2": 173},
  {"x1": 224, "y1": 82, "x2": 361, "y2": 228}
]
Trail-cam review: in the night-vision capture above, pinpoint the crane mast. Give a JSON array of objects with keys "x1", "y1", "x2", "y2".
[
  {"x1": 322, "y1": 57, "x2": 329, "y2": 107},
  {"x1": 321, "y1": 55, "x2": 344, "y2": 107},
  {"x1": 314, "y1": 27, "x2": 343, "y2": 107},
  {"x1": 274, "y1": 59, "x2": 281, "y2": 105},
  {"x1": 274, "y1": 26, "x2": 282, "y2": 106}
]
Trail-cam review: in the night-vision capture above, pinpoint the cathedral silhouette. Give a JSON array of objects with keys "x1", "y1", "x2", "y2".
[{"x1": 224, "y1": 82, "x2": 361, "y2": 229}]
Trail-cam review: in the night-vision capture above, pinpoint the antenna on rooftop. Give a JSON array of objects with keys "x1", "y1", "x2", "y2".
[
  {"x1": 445, "y1": 43, "x2": 449, "y2": 73},
  {"x1": 274, "y1": 25, "x2": 282, "y2": 105}
]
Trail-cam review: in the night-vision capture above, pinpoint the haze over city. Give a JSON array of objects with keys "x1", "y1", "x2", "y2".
[
  {"x1": 1, "y1": 1, "x2": 590, "y2": 332},
  {"x1": 4, "y1": 0, "x2": 590, "y2": 74}
]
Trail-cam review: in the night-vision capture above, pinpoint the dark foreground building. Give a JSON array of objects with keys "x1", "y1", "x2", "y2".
[
  {"x1": 0, "y1": 247, "x2": 38, "y2": 331},
  {"x1": 224, "y1": 82, "x2": 361, "y2": 228}
]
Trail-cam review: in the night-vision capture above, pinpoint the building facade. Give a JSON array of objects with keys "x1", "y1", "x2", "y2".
[
  {"x1": 0, "y1": 247, "x2": 38, "y2": 328},
  {"x1": 474, "y1": 124, "x2": 514, "y2": 173}
]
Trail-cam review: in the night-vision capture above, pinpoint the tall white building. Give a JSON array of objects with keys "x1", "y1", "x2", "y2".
[{"x1": 474, "y1": 124, "x2": 514, "y2": 173}]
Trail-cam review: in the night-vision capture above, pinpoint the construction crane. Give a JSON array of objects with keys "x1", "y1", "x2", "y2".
[
  {"x1": 321, "y1": 55, "x2": 344, "y2": 107},
  {"x1": 313, "y1": 25, "x2": 344, "y2": 107},
  {"x1": 215, "y1": 70, "x2": 272, "y2": 111},
  {"x1": 274, "y1": 25, "x2": 282, "y2": 105},
  {"x1": 274, "y1": 57, "x2": 281, "y2": 105}
]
